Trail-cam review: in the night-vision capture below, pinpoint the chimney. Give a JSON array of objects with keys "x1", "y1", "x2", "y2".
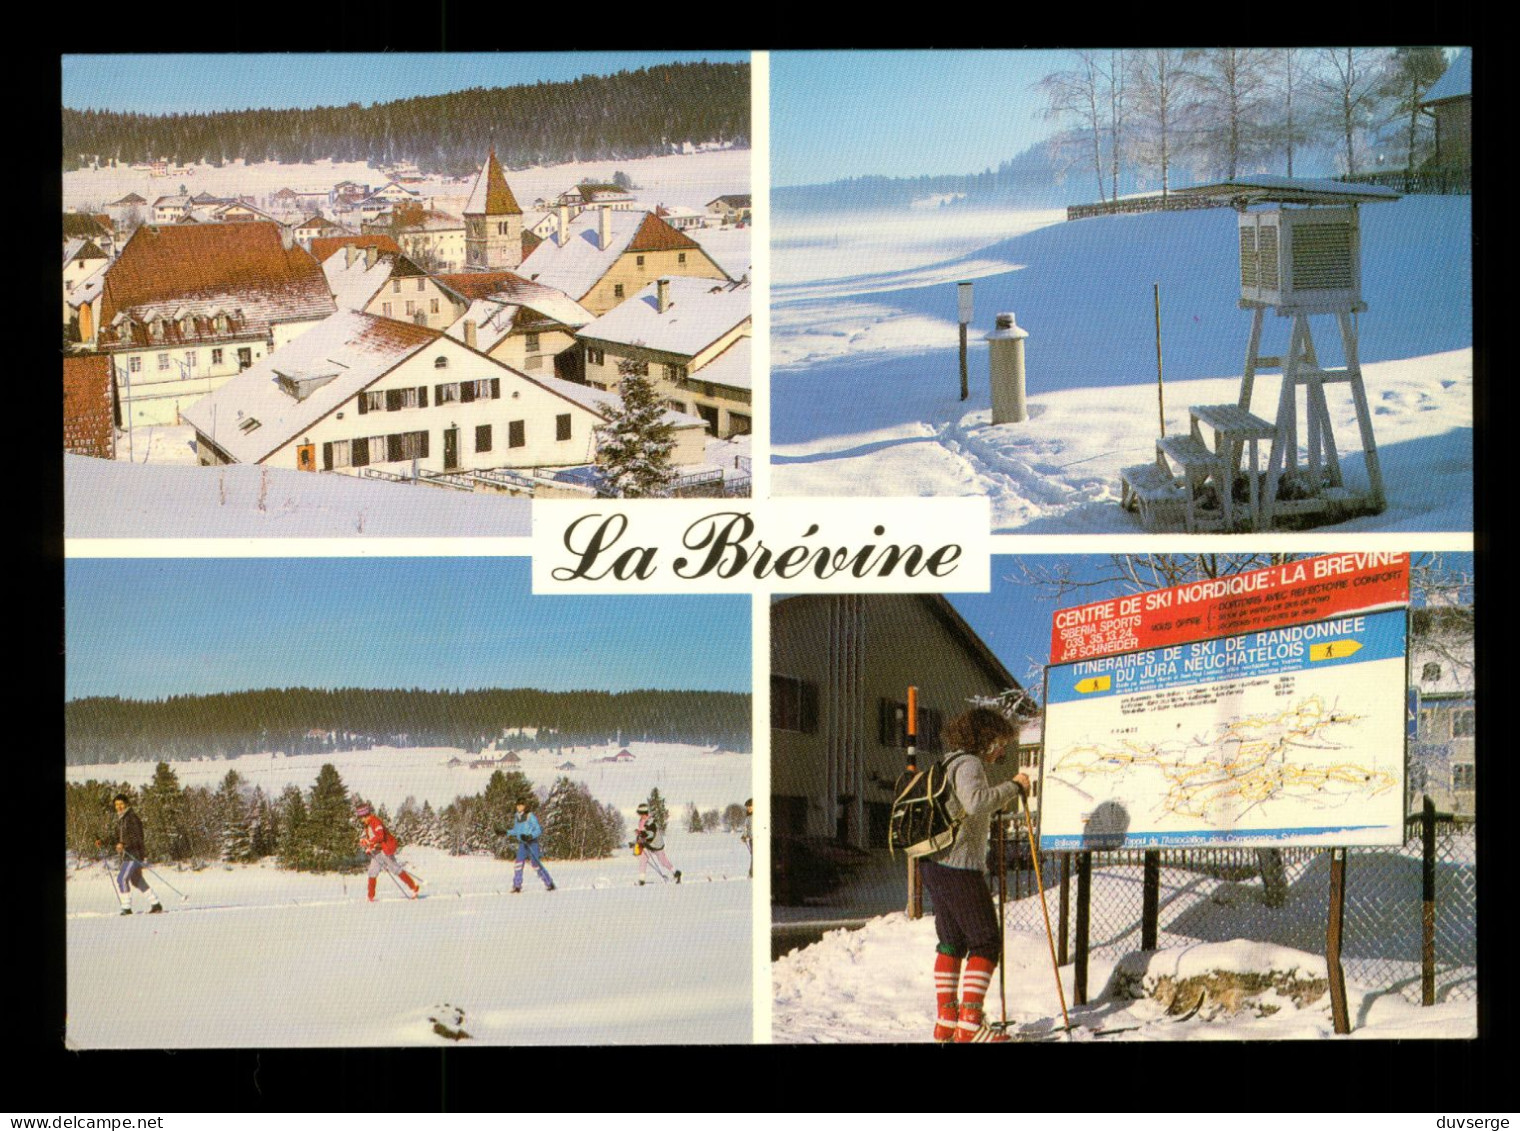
[
  {"x1": 558, "y1": 204, "x2": 569, "y2": 247},
  {"x1": 366, "y1": 244, "x2": 378, "y2": 270},
  {"x1": 657, "y1": 278, "x2": 671, "y2": 314},
  {"x1": 598, "y1": 206, "x2": 611, "y2": 252},
  {"x1": 463, "y1": 320, "x2": 477, "y2": 350},
  {"x1": 280, "y1": 225, "x2": 294, "y2": 251}
]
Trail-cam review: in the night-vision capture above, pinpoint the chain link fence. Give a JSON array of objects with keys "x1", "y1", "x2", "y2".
[{"x1": 997, "y1": 811, "x2": 1475, "y2": 1005}]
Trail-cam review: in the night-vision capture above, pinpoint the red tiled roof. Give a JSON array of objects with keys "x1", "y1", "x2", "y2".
[
  {"x1": 99, "y1": 222, "x2": 335, "y2": 346},
  {"x1": 433, "y1": 270, "x2": 531, "y2": 303},
  {"x1": 351, "y1": 312, "x2": 443, "y2": 352},
  {"x1": 308, "y1": 233, "x2": 403, "y2": 263},
  {"x1": 625, "y1": 212, "x2": 702, "y2": 254},
  {"x1": 63, "y1": 354, "x2": 114, "y2": 459},
  {"x1": 63, "y1": 212, "x2": 112, "y2": 240}
]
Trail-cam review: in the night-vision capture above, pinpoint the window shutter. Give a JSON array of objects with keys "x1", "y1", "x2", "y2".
[
  {"x1": 322, "y1": 442, "x2": 332, "y2": 471},
  {"x1": 353, "y1": 437, "x2": 368, "y2": 466},
  {"x1": 357, "y1": 393, "x2": 368, "y2": 415},
  {"x1": 418, "y1": 386, "x2": 428, "y2": 408},
  {"x1": 491, "y1": 378, "x2": 500, "y2": 399},
  {"x1": 419, "y1": 430, "x2": 430, "y2": 459},
  {"x1": 435, "y1": 384, "x2": 443, "y2": 403},
  {"x1": 386, "y1": 388, "x2": 403, "y2": 412},
  {"x1": 461, "y1": 383, "x2": 475, "y2": 404},
  {"x1": 387, "y1": 434, "x2": 403, "y2": 462}
]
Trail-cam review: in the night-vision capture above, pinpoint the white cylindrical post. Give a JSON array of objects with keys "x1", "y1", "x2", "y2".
[{"x1": 986, "y1": 312, "x2": 1029, "y2": 425}]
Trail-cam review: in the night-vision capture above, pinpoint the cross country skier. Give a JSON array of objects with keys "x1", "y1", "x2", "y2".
[
  {"x1": 356, "y1": 803, "x2": 420, "y2": 902},
  {"x1": 102, "y1": 793, "x2": 163, "y2": 916},
  {"x1": 743, "y1": 798, "x2": 753, "y2": 879},
  {"x1": 505, "y1": 800, "x2": 556, "y2": 894},
  {"x1": 632, "y1": 801, "x2": 681, "y2": 885},
  {"x1": 920, "y1": 707, "x2": 1030, "y2": 1043}
]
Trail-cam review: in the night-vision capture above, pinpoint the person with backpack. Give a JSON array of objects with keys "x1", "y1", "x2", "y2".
[
  {"x1": 505, "y1": 799, "x2": 556, "y2": 894},
  {"x1": 103, "y1": 793, "x2": 163, "y2": 916},
  {"x1": 632, "y1": 801, "x2": 681, "y2": 885},
  {"x1": 919, "y1": 707, "x2": 1029, "y2": 1043},
  {"x1": 356, "y1": 803, "x2": 420, "y2": 902}
]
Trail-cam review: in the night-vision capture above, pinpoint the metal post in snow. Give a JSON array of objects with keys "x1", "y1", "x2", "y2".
[
  {"x1": 957, "y1": 282, "x2": 973, "y2": 401},
  {"x1": 1142, "y1": 849, "x2": 1161, "y2": 950},
  {"x1": 1422, "y1": 796, "x2": 1437, "y2": 1006},
  {"x1": 1075, "y1": 851, "x2": 1092, "y2": 1006},
  {"x1": 1154, "y1": 283, "x2": 1166, "y2": 438}
]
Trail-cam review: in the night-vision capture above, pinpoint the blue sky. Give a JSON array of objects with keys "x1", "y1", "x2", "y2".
[
  {"x1": 772, "y1": 50, "x2": 1065, "y2": 187},
  {"x1": 61, "y1": 53, "x2": 750, "y2": 115},
  {"x1": 948, "y1": 552, "x2": 1473, "y2": 692},
  {"x1": 66, "y1": 559, "x2": 750, "y2": 700}
]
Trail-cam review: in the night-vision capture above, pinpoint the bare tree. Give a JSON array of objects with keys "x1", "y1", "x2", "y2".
[
  {"x1": 1127, "y1": 49, "x2": 1193, "y2": 198},
  {"x1": 1312, "y1": 47, "x2": 1395, "y2": 176},
  {"x1": 1271, "y1": 48, "x2": 1314, "y2": 178},
  {"x1": 1105, "y1": 49, "x2": 1129, "y2": 202},
  {"x1": 1185, "y1": 48, "x2": 1276, "y2": 180},
  {"x1": 1038, "y1": 51, "x2": 1110, "y2": 203}
]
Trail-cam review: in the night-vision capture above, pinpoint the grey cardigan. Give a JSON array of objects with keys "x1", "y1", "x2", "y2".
[{"x1": 929, "y1": 752, "x2": 1022, "y2": 873}]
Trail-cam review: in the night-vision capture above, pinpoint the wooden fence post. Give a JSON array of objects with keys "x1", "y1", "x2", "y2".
[
  {"x1": 1059, "y1": 852, "x2": 1071, "y2": 966},
  {"x1": 1422, "y1": 796, "x2": 1437, "y2": 1007},
  {"x1": 1142, "y1": 849, "x2": 1160, "y2": 950},
  {"x1": 1327, "y1": 847, "x2": 1351, "y2": 1034},
  {"x1": 1075, "y1": 851, "x2": 1092, "y2": 1006}
]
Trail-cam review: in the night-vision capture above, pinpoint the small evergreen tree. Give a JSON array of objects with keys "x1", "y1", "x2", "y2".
[
  {"x1": 686, "y1": 802, "x2": 704, "y2": 833},
  {"x1": 139, "y1": 761, "x2": 187, "y2": 862},
  {"x1": 703, "y1": 808, "x2": 720, "y2": 832},
  {"x1": 645, "y1": 787, "x2": 670, "y2": 836},
  {"x1": 595, "y1": 361, "x2": 677, "y2": 498},
  {"x1": 275, "y1": 785, "x2": 308, "y2": 870},
  {"x1": 305, "y1": 764, "x2": 357, "y2": 871}
]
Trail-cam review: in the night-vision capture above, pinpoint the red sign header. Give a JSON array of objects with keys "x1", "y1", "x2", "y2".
[{"x1": 1049, "y1": 553, "x2": 1410, "y2": 664}]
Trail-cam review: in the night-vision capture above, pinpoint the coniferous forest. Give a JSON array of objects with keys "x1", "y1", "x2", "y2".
[
  {"x1": 62, "y1": 62, "x2": 750, "y2": 173},
  {"x1": 66, "y1": 687, "x2": 752, "y2": 765}
]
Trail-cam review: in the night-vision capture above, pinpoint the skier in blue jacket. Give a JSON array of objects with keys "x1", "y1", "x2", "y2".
[{"x1": 507, "y1": 800, "x2": 556, "y2": 894}]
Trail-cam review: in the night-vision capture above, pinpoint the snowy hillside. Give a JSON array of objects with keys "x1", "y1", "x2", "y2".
[
  {"x1": 771, "y1": 197, "x2": 1472, "y2": 533},
  {"x1": 67, "y1": 740, "x2": 753, "y2": 1047}
]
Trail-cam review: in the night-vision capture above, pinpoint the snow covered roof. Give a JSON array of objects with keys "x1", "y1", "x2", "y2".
[
  {"x1": 68, "y1": 263, "x2": 108, "y2": 309},
  {"x1": 64, "y1": 237, "x2": 107, "y2": 268},
  {"x1": 578, "y1": 277, "x2": 750, "y2": 358},
  {"x1": 693, "y1": 335, "x2": 751, "y2": 391},
  {"x1": 1175, "y1": 176, "x2": 1401, "y2": 206},
  {"x1": 1423, "y1": 48, "x2": 1471, "y2": 105},
  {"x1": 322, "y1": 248, "x2": 400, "y2": 310},
  {"x1": 464, "y1": 150, "x2": 523, "y2": 216},
  {"x1": 182, "y1": 311, "x2": 440, "y2": 464},
  {"x1": 309, "y1": 234, "x2": 403, "y2": 263},
  {"x1": 519, "y1": 211, "x2": 710, "y2": 301}
]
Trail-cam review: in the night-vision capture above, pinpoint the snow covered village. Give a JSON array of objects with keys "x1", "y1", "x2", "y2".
[{"x1": 62, "y1": 56, "x2": 753, "y2": 538}]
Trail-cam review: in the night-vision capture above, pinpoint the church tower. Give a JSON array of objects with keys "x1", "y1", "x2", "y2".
[{"x1": 464, "y1": 149, "x2": 524, "y2": 270}]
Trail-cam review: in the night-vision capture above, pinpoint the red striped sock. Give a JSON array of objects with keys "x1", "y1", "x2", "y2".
[
  {"x1": 934, "y1": 952, "x2": 962, "y2": 1010},
  {"x1": 960, "y1": 955, "x2": 996, "y2": 1010}
]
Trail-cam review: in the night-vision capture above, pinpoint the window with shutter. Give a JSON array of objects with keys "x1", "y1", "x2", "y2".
[
  {"x1": 460, "y1": 383, "x2": 475, "y2": 404},
  {"x1": 418, "y1": 386, "x2": 428, "y2": 408},
  {"x1": 387, "y1": 388, "x2": 404, "y2": 411},
  {"x1": 491, "y1": 378, "x2": 500, "y2": 399},
  {"x1": 476, "y1": 424, "x2": 492, "y2": 452},
  {"x1": 556, "y1": 414, "x2": 572, "y2": 441},
  {"x1": 509, "y1": 420, "x2": 525, "y2": 448}
]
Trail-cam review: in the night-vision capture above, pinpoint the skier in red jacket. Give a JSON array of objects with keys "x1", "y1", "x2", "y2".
[{"x1": 356, "y1": 803, "x2": 420, "y2": 902}]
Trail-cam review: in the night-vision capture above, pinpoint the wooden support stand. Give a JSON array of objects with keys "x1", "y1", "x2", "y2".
[
  {"x1": 1141, "y1": 850, "x2": 1160, "y2": 950},
  {"x1": 1074, "y1": 852, "x2": 1092, "y2": 1006},
  {"x1": 1327, "y1": 847, "x2": 1351, "y2": 1034}
]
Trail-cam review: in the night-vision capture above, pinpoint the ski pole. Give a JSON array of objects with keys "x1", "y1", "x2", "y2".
[
  {"x1": 383, "y1": 869, "x2": 416, "y2": 899},
  {"x1": 1019, "y1": 791, "x2": 1071, "y2": 1036},
  {"x1": 125, "y1": 852, "x2": 189, "y2": 902},
  {"x1": 996, "y1": 811, "x2": 1008, "y2": 1030}
]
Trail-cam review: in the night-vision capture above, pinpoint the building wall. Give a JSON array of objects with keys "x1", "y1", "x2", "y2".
[
  {"x1": 582, "y1": 324, "x2": 751, "y2": 438},
  {"x1": 361, "y1": 278, "x2": 466, "y2": 332},
  {"x1": 64, "y1": 257, "x2": 104, "y2": 324},
  {"x1": 229, "y1": 339, "x2": 603, "y2": 473},
  {"x1": 402, "y1": 227, "x2": 467, "y2": 272},
  {"x1": 111, "y1": 338, "x2": 267, "y2": 427},
  {"x1": 1434, "y1": 101, "x2": 1472, "y2": 169},
  {"x1": 578, "y1": 248, "x2": 727, "y2": 315},
  {"x1": 484, "y1": 327, "x2": 578, "y2": 376},
  {"x1": 465, "y1": 215, "x2": 523, "y2": 271},
  {"x1": 772, "y1": 595, "x2": 1017, "y2": 848}
]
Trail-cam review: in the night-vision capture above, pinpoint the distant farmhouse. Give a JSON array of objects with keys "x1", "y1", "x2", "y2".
[
  {"x1": 706, "y1": 194, "x2": 751, "y2": 225},
  {"x1": 82, "y1": 222, "x2": 337, "y2": 428}
]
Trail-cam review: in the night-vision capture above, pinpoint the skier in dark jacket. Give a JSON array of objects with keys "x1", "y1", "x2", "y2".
[
  {"x1": 108, "y1": 794, "x2": 162, "y2": 916},
  {"x1": 633, "y1": 802, "x2": 681, "y2": 885},
  {"x1": 919, "y1": 708, "x2": 1029, "y2": 1043},
  {"x1": 505, "y1": 800, "x2": 556, "y2": 894}
]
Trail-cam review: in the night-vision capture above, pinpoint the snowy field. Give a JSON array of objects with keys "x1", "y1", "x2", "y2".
[
  {"x1": 66, "y1": 741, "x2": 753, "y2": 1047},
  {"x1": 771, "y1": 198, "x2": 1472, "y2": 533},
  {"x1": 64, "y1": 148, "x2": 751, "y2": 219},
  {"x1": 773, "y1": 860, "x2": 1476, "y2": 1043},
  {"x1": 66, "y1": 432, "x2": 749, "y2": 539}
]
